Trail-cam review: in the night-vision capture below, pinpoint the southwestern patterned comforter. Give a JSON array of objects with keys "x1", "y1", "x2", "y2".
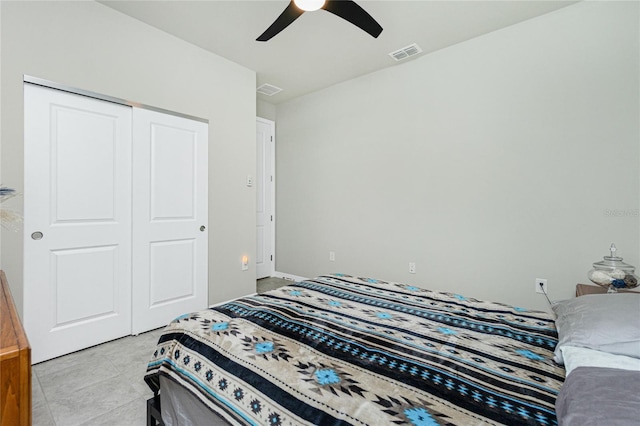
[{"x1": 145, "y1": 274, "x2": 564, "y2": 425}]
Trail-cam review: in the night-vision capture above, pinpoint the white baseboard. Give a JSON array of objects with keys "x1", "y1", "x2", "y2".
[{"x1": 271, "y1": 271, "x2": 309, "y2": 282}]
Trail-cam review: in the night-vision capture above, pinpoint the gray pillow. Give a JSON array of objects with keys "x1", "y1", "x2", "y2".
[{"x1": 552, "y1": 294, "x2": 640, "y2": 364}]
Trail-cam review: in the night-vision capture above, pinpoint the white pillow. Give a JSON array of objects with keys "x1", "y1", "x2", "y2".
[{"x1": 561, "y1": 345, "x2": 640, "y2": 376}]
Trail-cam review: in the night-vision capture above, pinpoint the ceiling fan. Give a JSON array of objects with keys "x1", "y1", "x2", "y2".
[{"x1": 257, "y1": 0, "x2": 383, "y2": 42}]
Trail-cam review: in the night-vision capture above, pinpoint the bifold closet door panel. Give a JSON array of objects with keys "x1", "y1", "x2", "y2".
[
  {"x1": 23, "y1": 84, "x2": 133, "y2": 364},
  {"x1": 131, "y1": 108, "x2": 209, "y2": 335}
]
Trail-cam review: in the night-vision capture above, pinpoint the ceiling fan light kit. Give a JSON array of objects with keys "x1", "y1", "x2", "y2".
[
  {"x1": 257, "y1": 0, "x2": 383, "y2": 42},
  {"x1": 294, "y1": 0, "x2": 325, "y2": 12}
]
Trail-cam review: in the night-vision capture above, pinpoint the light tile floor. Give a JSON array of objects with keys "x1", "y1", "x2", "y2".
[
  {"x1": 32, "y1": 327, "x2": 164, "y2": 426},
  {"x1": 32, "y1": 277, "x2": 292, "y2": 425},
  {"x1": 256, "y1": 276, "x2": 293, "y2": 293}
]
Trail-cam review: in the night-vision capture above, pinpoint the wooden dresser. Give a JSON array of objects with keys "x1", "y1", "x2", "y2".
[{"x1": 0, "y1": 270, "x2": 31, "y2": 426}]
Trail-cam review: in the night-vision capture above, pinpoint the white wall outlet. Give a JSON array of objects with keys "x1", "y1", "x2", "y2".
[
  {"x1": 242, "y1": 255, "x2": 249, "y2": 271},
  {"x1": 329, "y1": 251, "x2": 335, "y2": 261},
  {"x1": 409, "y1": 262, "x2": 416, "y2": 274},
  {"x1": 246, "y1": 175, "x2": 253, "y2": 187},
  {"x1": 535, "y1": 278, "x2": 548, "y2": 294}
]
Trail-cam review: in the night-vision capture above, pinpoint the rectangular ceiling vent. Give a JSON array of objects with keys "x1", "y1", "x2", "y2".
[
  {"x1": 257, "y1": 83, "x2": 283, "y2": 96},
  {"x1": 389, "y1": 43, "x2": 423, "y2": 62}
]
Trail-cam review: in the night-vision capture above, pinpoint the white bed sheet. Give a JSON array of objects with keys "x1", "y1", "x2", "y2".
[{"x1": 561, "y1": 345, "x2": 640, "y2": 376}]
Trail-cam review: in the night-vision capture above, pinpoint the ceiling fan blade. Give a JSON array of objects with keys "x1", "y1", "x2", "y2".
[
  {"x1": 257, "y1": 1, "x2": 305, "y2": 42},
  {"x1": 322, "y1": 0, "x2": 382, "y2": 38}
]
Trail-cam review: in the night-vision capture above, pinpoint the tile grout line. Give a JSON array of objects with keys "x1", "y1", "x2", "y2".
[{"x1": 32, "y1": 370, "x2": 57, "y2": 426}]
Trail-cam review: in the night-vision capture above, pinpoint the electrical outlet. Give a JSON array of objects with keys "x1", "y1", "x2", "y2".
[
  {"x1": 409, "y1": 262, "x2": 416, "y2": 274},
  {"x1": 535, "y1": 278, "x2": 548, "y2": 294},
  {"x1": 329, "y1": 251, "x2": 335, "y2": 261}
]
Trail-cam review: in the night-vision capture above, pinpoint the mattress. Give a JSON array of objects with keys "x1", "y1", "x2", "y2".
[
  {"x1": 145, "y1": 274, "x2": 564, "y2": 425},
  {"x1": 159, "y1": 375, "x2": 227, "y2": 426}
]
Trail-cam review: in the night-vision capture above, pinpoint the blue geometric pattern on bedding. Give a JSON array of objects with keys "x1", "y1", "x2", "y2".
[{"x1": 145, "y1": 274, "x2": 564, "y2": 425}]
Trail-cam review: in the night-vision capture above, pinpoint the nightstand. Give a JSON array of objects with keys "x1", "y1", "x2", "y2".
[{"x1": 576, "y1": 283, "x2": 640, "y2": 297}]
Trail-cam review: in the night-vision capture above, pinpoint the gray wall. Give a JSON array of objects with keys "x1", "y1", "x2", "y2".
[
  {"x1": 275, "y1": 1, "x2": 640, "y2": 311},
  {"x1": 0, "y1": 1, "x2": 257, "y2": 314},
  {"x1": 257, "y1": 100, "x2": 277, "y2": 122}
]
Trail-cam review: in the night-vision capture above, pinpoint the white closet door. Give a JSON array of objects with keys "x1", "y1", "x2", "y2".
[
  {"x1": 131, "y1": 108, "x2": 208, "y2": 334},
  {"x1": 24, "y1": 84, "x2": 133, "y2": 364},
  {"x1": 256, "y1": 118, "x2": 274, "y2": 279}
]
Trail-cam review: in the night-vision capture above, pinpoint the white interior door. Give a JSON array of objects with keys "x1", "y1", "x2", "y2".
[
  {"x1": 132, "y1": 108, "x2": 208, "y2": 334},
  {"x1": 256, "y1": 118, "x2": 275, "y2": 279},
  {"x1": 24, "y1": 84, "x2": 133, "y2": 364}
]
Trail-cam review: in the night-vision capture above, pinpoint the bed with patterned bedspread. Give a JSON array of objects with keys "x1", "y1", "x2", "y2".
[{"x1": 145, "y1": 274, "x2": 564, "y2": 425}]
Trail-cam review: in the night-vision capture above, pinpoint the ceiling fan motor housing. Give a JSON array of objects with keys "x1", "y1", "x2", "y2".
[{"x1": 257, "y1": 0, "x2": 383, "y2": 42}]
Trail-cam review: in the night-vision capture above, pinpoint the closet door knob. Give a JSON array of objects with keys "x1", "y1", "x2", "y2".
[
  {"x1": 31, "y1": 231, "x2": 44, "y2": 240},
  {"x1": 200, "y1": 225, "x2": 206, "y2": 232}
]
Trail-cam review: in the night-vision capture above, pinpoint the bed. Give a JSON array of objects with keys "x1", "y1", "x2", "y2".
[
  {"x1": 145, "y1": 274, "x2": 565, "y2": 425},
  {"x1": 552, "y1": 293, "x2": 640, "y2": 425}
]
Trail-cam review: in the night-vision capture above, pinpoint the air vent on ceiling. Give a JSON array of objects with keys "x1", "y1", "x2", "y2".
[
  {"x1": 389, "y1": 43, "x2": 423, "y2": 62},
  {"x1": 257, "y1": 83, "x2": 283, "y2": 96}
]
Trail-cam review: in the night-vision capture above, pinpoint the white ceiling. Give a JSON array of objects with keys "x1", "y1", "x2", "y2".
[{"x1": 100, "y1": 0, "x2": 577, "y2": 104}]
